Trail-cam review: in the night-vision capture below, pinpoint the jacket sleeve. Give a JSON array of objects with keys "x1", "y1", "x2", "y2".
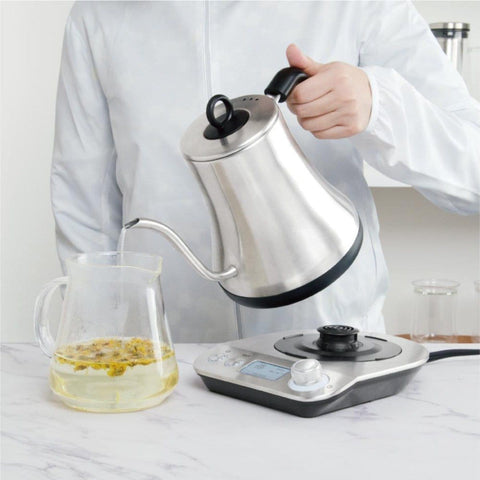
[
  {"x1": 51, "y1": 12, "x2": 122, "y2": 270},
  {"x1": 349, "y1": 1, "x2": 480, "y2": 215}
]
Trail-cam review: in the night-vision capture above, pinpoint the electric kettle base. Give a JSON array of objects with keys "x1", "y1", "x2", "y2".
[
  {"x1": 193, "y1": 328, "x2": 429, "y2": 418},
  {"x1": 198, "y1": 366, "x2": 422, "y2": 418}
]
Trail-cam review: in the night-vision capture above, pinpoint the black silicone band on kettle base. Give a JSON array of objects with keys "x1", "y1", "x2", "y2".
[
  {"x1": 264, "y1": 67, "x2": 309, "y2": 103},
  {"x1": 221, "y1": 221, "x2": 363, "y2": 309}
]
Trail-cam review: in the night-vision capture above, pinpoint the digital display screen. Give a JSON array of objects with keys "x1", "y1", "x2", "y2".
[{"x1": 240, "y1": 361, "x2": 290, "y2": 381}]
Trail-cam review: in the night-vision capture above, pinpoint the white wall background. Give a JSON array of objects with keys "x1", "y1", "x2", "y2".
[
  {"x1": 373, "y1": 188, "x2": 479, "y2": 336},
  {"x1": 2, "y1": 1, "x2": 74, "y2": 342},
  {"x1": 1, "y1": 1, "x2": 479, "y2": 342}
]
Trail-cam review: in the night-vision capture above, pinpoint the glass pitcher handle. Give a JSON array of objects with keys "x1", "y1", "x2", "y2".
[{"x1": 33, "y1": 276, "x2": 69, "y2": 357}]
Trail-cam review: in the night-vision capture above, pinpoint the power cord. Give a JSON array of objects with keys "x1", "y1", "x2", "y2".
[{"x1": 428, "y1": 349, "x2": 480, "y2": 363}]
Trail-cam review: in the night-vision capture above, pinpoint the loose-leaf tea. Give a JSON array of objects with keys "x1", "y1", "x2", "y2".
[
  {"x1": 50, "y1": 337, "x2": 178, "y2": 412},
  {"x1": 55, "y1": 337, "x2": 172, "y2": 376}
]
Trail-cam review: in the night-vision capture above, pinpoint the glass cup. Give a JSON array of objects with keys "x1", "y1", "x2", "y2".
[
  {"x1": 411, "y1": 279, "x2": 459, "y2": 343},
  {"x1": 34, "y1": 251, "x2": 178, "y2": 412}
]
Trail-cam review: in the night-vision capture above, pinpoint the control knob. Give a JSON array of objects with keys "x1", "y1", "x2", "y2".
[{"x1": 288, "y1": 359, "x2": 328, "y2": 392}]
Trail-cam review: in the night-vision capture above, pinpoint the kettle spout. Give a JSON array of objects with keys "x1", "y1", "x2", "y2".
[{"x1": 123, "y1": 218, "x2": 238, "y2": 282}]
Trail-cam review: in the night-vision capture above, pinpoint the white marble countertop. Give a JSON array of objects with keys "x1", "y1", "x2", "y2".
[{"x1": 2, "y1": 342, "x2": 479, "y2": 480}]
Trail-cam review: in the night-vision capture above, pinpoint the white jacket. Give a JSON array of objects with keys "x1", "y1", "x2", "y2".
[{"x1": 51, "y1": 1, "x2": 480, "y2": 342}]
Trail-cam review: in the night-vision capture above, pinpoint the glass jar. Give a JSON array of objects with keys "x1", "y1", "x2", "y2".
[{"x1": 411, "y1": 279, "x2": 459, "y2": 343}]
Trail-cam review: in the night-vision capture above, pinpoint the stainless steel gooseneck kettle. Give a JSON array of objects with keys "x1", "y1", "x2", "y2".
[{"x1": 125, "y1": 67, "x2": 363, "y2": 308}]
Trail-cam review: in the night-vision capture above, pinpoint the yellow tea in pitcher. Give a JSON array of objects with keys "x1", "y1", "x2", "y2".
[{"x1": 50, "y1": 337, "x2": 178, "y2": 412}]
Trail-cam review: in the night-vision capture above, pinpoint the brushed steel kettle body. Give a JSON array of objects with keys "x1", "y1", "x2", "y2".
[{"x1": 125, "y1": 68, "x2": 363, "y2": 308}]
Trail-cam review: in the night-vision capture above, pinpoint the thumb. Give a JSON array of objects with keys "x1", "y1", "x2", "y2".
[{"x1": 286, "y1": 44, "x2": 322, "y2": 76}]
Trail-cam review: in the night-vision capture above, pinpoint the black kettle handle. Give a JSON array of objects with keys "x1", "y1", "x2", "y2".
[{"x1": 264, "y1": 67, "x2": 309, "y2": 103}]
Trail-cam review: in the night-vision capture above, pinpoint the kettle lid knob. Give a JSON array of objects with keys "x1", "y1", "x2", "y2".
[{"x1": 203, "y1": 94, "x2": 250, "y2": 140}]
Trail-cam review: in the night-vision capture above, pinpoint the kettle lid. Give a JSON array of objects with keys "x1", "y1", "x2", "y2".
[{"x1": 181, "y1": 94, "x2": 278, "y2": 162}]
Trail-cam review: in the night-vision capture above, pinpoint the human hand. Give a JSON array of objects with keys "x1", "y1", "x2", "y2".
[{"x1": 285, "y1": 44, "x2": 372, "y2": 139}]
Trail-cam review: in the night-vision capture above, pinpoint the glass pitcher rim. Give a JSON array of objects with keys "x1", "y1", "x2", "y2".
[{"x1": 65, "y1": 251, "x2": 163, "y2": 275}]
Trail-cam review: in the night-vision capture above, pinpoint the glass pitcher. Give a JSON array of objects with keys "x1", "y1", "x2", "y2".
[{"x1": 34, "y1": 251, "x2": 178, "y2": 412}]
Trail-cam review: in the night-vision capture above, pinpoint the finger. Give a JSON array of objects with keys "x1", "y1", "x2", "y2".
[
  {"x1": 312, "y1": 125, "x2": 357, "y2": 140},
  {"x1": 286, "y1": 43, "x2": 322, "y2": 76},
  {"x1": 288, "y1": 69, "x2": 337, "y2": 105},
  {"x1": 287, "y1": 91, "x2": 338, "y2": 118},
  {"x1": 299, "y1": 110, "x2": 341, "y2": 133}
]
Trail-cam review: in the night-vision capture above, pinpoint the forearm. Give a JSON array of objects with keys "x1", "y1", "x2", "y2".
[{"x1": 350, "y1": 66, "x2": 480, "y2": 214}]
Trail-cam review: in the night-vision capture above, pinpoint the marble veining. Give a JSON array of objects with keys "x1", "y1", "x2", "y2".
[{"x1": 1, "y1": 343, "x2": 479, "y2": 480}]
